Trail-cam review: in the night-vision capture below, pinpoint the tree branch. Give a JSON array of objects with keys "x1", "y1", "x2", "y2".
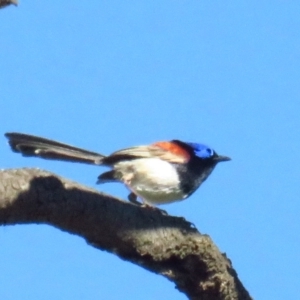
[{"x1": 0, "y1": 168, "x2": 252, "y2": 300}]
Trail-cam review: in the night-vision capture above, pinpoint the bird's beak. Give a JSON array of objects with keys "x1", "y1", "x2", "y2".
[{"x1": 214, "y1": 155, "x2": 231, "y2": 162}]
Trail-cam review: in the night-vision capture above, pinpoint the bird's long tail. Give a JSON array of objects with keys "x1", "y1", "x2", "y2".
[{"x1": 5, "y1": 132, "x2": 105, "y2": 165}]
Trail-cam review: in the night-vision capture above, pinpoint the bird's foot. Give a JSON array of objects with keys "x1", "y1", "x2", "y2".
[
  {"x1": 141, "y1": 202, "x2": 168, "y2": 215},
  {"x1": 127, "y1": 193, "x2": 168, "y2": 215}
]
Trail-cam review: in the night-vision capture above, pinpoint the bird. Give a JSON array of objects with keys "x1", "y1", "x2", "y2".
[
  {"x1": 4, "y1": 132, "x2": 230, "y2": 206},
  {"x1": 0, "y1": 0, "x2": 18, "y2": 9}
]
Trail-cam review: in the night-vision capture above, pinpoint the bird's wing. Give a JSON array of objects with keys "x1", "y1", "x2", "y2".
[{"x1": 103, "y1": 142, "x2": 190, "y2": 165}]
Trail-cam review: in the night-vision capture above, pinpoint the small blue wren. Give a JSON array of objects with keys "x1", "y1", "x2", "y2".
[{"x1": 5, "y1": 133, "x2": 230, "y2": 206}]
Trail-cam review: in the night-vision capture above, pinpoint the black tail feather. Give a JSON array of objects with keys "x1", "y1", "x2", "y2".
[{"x1": 5, "y1": 132, "x2": 105, "y2": 165}]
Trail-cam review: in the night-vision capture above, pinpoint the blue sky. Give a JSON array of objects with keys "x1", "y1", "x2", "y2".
[{"x1": 1, "y1": 1, "x2": 300, "y2": 299}]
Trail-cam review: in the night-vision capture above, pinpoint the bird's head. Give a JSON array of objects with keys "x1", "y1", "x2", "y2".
[{"x1": 172, "y1": 140, "x2": 231, "y2": 164}]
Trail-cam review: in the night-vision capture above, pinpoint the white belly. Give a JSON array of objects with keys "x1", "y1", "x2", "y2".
[{"x1": 115, "y1": 158, "x2": 186, "y2": 205}]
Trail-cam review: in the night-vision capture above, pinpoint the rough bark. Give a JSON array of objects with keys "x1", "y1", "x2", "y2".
[{"x1": 0, "y1": 168, "x2": 252, "y2": 300}]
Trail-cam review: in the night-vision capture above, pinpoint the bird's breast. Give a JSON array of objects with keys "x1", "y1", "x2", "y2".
[{"x1": 114, "y1": 158, "x2": 185, "y2": 204}]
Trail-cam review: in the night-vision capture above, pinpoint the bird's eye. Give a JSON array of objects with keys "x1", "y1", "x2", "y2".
[
  {"x1": 195, "y1": 147, "x2": 214, "y2": 159},
  {"x1": 185, "y1": 142, "x2": 214, "y2": 158},
  {"x1": 207, "y1": 148, "x2": 213, "y2": 155}
]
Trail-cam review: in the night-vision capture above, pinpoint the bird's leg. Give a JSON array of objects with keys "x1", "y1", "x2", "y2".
[
  {"x1": 128, "y1": 193, "x2": 168, "y2": 215},
  {"x1": 128, "y1": 192, "x2": 142, "y2": 205}
]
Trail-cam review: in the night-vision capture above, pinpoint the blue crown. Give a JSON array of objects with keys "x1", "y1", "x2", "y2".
[{"x1": 186, "y1": 142, "x2": 214, "y2": 159}]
